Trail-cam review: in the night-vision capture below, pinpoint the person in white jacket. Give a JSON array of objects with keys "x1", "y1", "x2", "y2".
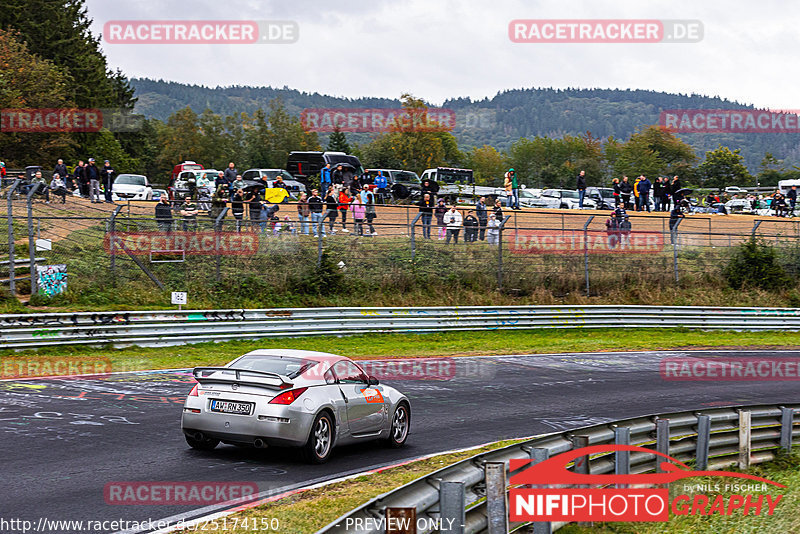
[
  {"x1": 443, "y1": 205, "x2": 463, "y2": 244},
  {"x1": 486, "y1": 213, "x2": 501, "y2": 245}
]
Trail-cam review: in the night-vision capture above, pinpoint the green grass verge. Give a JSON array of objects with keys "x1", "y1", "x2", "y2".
[
  {"x1": 5, "y1": 328, "x2": 800, "y2": 375},
  {"x1": 562, "y1": 451, "x2": 800, "y2": 534}
]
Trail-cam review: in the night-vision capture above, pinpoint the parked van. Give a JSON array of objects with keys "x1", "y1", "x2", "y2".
[{"x1": 286, "y1": 151, "x2": 363, "y2": 184}]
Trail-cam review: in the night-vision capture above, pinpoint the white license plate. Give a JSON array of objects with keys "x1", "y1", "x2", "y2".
[{"x1": 210, "y1": 399, "x2": 252, "y2": 415}]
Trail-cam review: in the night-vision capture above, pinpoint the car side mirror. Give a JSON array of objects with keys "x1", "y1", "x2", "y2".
[{"x1": 367, "y1": 376, "x2": 380, "y2": 386}]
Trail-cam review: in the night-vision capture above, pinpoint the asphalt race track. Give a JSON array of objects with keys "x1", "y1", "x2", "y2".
[{"x1": 2, "y1": 350, "x2": 799, "y2": 533}]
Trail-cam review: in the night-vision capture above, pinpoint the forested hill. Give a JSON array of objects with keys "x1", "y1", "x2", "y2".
[{"x1": 130, "y1": 79, "x2": 800, "y2": 170}]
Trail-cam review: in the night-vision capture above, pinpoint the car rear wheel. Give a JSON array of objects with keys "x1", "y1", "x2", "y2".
[
  {"x1": 385, "y1": 402, "x2": 410, "y2": 448},
  {"x1": 303, "y1": 412, "x2": 334, "y2": 464},
  {"x1": 185, "y1": 433, "x2": 220, "y2": 451}
]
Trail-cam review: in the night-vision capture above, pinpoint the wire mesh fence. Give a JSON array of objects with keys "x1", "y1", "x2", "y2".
[{"x1": 2, "y1": 192, "x2": 800, "y2": 304}]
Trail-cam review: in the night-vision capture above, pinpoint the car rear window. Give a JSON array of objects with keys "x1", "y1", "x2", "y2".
[{"x1": 231, "y1": 355, "x2": 319, "y2": 378}]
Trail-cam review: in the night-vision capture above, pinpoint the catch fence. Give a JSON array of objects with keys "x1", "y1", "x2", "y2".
[{"x1": 2, "y1": 191, "x2": 800, "y2": 302}]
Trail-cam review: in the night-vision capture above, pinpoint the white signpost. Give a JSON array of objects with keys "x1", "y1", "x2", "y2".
[{"x1": 171, "y1": 291, "x2": 187, "y2": 310}]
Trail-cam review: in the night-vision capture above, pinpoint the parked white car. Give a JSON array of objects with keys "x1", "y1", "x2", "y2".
[
  {"x1": 540, "y1": 189, "x2": 597, "y2": 209},
  {"x1": 112, "y1": 174, "x2": 152, "y2": 201}
]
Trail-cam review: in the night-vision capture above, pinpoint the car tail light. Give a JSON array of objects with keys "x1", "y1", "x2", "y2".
[
  {"x1": 269, "y1": 387, "x2": 308, "y2": 405},
  {"x1": 188, "y1": 384, "x2": 199, "y2": 396}
]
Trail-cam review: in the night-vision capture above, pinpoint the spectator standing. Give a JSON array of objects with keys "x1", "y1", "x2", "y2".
[
  {"x1": 297, "y1": 192, "x2": 311, "y2": 235},
  {"x1": 443, "y1": 206, "x2": 463, "y2": 243},
  {"x1": 421, "y1": 178, "x2": 437, "y2": 199},
  {"x1": 605, "y1": 211, "x2": 619, "y2": 249},
  {"x1": 231, "y1": 189, "x2": 245, "y2": 232},
  {"x1": 476, "y1": 196, "x2": 488, "y2": 240},
  {"x1": 332, "y1": 164, "x2": 344, "y2": 186},
  {"x1": 230, "y1": 175, "x2": 246, "y2": 196},
  {"x1": 576, "y1": 170, "x2": 587, "y2": 208},
  {"x1": 338, "y1": 187, "x2": 353, "y2": 232},
  {"x1": 638, "y1": 175, "x2": 651, "y2": 213},
  {"x1": 73, "y1": 161, "x2": 87, "y2": 197},
  {"x1": 54, "y1": 159, "x2": 68, "y2": 181},
  {"x1": 155, "y1": 195, "x2": 173, "y2": 233},
  {"x1": 434, "y1": 198, "x2": 448, "y2": 239},
  {"x1": 308, "y1": 189, "x2": 326, "y2": 237},
  {"x1": 324, "y1": 187, "x2": 338, "y2": 233},
  {"x1": 196, "y1": 172, "x2": 212, "y2": 210},
  {"x1": 215, "y1": 171, "x2": 228, "y2": 192},
  {"x1": 373, "y1": 170, "x2": 388, "y2": 203},
  {"x1": 669, "y1": 204, "x2": 684, "y2": 245},
  {"x1": 463, "y1": 211, "x2": 479, "y2": 242},
  {"x1": 86, "y1": 158, "x2": 101, "y2": 203},
  {"x1": 788, "y1": 186, "x2": 797, "y2": 215},
  {"x1": 486, "y1": 214, "x2": 501, "y2": 245},
  {"x1": 633, "y1": 175, "x2": 642, "y2": 211},
  {"x1": 247, "y1": 189, "x2": 262, "y2": 231},
  {"x1": 101, "y1": 160, "x2": 115, "y2": 203},
  {"x1": 350, "y1": 195, "x2": 366, "y2": 236},
  {"x1": 612, "y1": 177, "x2": 621, "y2": 205},
  {"x1": 505, "y1": 168, "x2": 520, "y2": 210},
  {"x1": 670, "y1": 176, "x2": 684, "y2": 208},
  {"x1": 493, "y1": 198, "x2": 504, "y2": 221},
  {"x1": 273, "y1": 175, "x2": 287, "y2": 191},
  {"x1": 418, "y1": 193, "x2": 435, "y2": 239},
  {"x1": 618, "y1": 212, "x2": 632, "y2": 247},
  {"x1": 49, "y1": 173, "x2": 67, "y2": 203},
  {"x1": 619, "y1": 176, "x2": 633, "y2": 210},
  {"x1": 180, "y1": 196, "x2": 198, "y2": 231},
  {"x1": 320, "y1": 163, "x2": 332, "y2": 193},
  {"x1": 210, "y1": 185, "x2": 227, "y2": 230},
  {"x1": 224, "y1": 162, "x2": 237, "y2": 183},
  {"x1": 365, "y1": 192, "x2": 377, "y2": 235},
  {"x1": 652, "y1": 177, "x2": 664, "y2": 211}
]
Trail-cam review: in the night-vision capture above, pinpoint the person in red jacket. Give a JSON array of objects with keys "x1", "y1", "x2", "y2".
[{"x1": 338, "y1": 188, "x2": 353, "y2": 232}]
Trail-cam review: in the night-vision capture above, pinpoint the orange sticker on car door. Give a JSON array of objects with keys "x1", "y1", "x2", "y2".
[{"x1": 361, "y1": 387, "x2": 384, "y2": 403}]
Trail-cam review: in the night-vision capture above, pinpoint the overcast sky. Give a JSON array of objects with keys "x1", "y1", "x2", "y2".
[{"x1": 88, "y1": 0, "x2": 798, "y2": 108}]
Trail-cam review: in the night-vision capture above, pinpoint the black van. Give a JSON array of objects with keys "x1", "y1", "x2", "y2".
[{"x1": 286, "y1": 151, "x2": 363, "y2": 184}]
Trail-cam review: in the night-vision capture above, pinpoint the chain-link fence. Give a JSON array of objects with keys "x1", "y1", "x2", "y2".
[{"x1": 2, "y1": 189, "x2": 800, "y2": 305}]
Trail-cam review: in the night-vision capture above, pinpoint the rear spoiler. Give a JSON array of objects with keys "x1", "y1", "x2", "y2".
[{"x1": 193, "y1": 367, "x2": 294, "y2": 389}]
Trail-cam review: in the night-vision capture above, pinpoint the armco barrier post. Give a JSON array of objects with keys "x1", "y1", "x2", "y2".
[
  {"x1": 528, "y1": 448, "x2": 552, "y2": 534},
  {"x1": 696, "y1": 415, "x2": 711, "y2": 470},
  {"x1": 484, "y1": 462, "x2": 508, "y2": 534},
  {"x1": 780, "y1": 407, "x2": 795, "y2": 452},
  {"x1": 26, "y1": 183, "x2": 41, "y2": 295},
  {"x1": 672, "y1": 217, "x2": 683, "y2": 282},
  {"x1": 739, "y1": 410, "x2": 752, "y2": 469},
  {"x1": 572, "y1": 435, "x2": 591, "y2": 527},
  {"x1": 614, "y1": 427, "x2": 630, "y2": 488},
  {"x1": 6, "y1": 179, "x2": 19, "y2": 295},
  {"x1": 439, "y1": 481, "x2": 465, "y2": 534},
  {"x1": 655, "y1": 419, "x2": 670, "y2": 473}
]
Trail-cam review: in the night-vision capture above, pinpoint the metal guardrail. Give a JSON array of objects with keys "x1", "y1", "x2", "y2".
[
  {"x1": 316, "y1": 403, "x2": 800, "y2": 534},
  {"x1": 2, "y1": 305, "x2": 800, "y2": 350}
]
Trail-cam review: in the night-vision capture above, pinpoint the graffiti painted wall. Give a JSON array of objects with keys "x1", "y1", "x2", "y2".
[{"x1": 36, "y1": 264, "x2": 67, "y2": 297}]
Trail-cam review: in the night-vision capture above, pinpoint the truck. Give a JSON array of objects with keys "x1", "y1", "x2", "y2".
[{"x1": 419, "y1": 167, "x2": 499, "y2": 204}]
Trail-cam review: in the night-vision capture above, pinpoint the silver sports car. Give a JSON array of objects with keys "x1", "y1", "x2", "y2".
[{"x1": 181, "y1": 349, "x2": 411, "y2": 463}]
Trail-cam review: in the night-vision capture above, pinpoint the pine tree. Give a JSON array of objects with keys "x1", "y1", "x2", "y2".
[{"x1": 327, "y1": 127, "x2": 351, "y2": 153}]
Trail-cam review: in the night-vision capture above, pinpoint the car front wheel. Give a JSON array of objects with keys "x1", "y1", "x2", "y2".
[
  {"x1": 303, "y1": 412, "x2": 334, "y2": 463},
  {"x1": 385, "y1": 402, "x2": 410, "y2": 448}
]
